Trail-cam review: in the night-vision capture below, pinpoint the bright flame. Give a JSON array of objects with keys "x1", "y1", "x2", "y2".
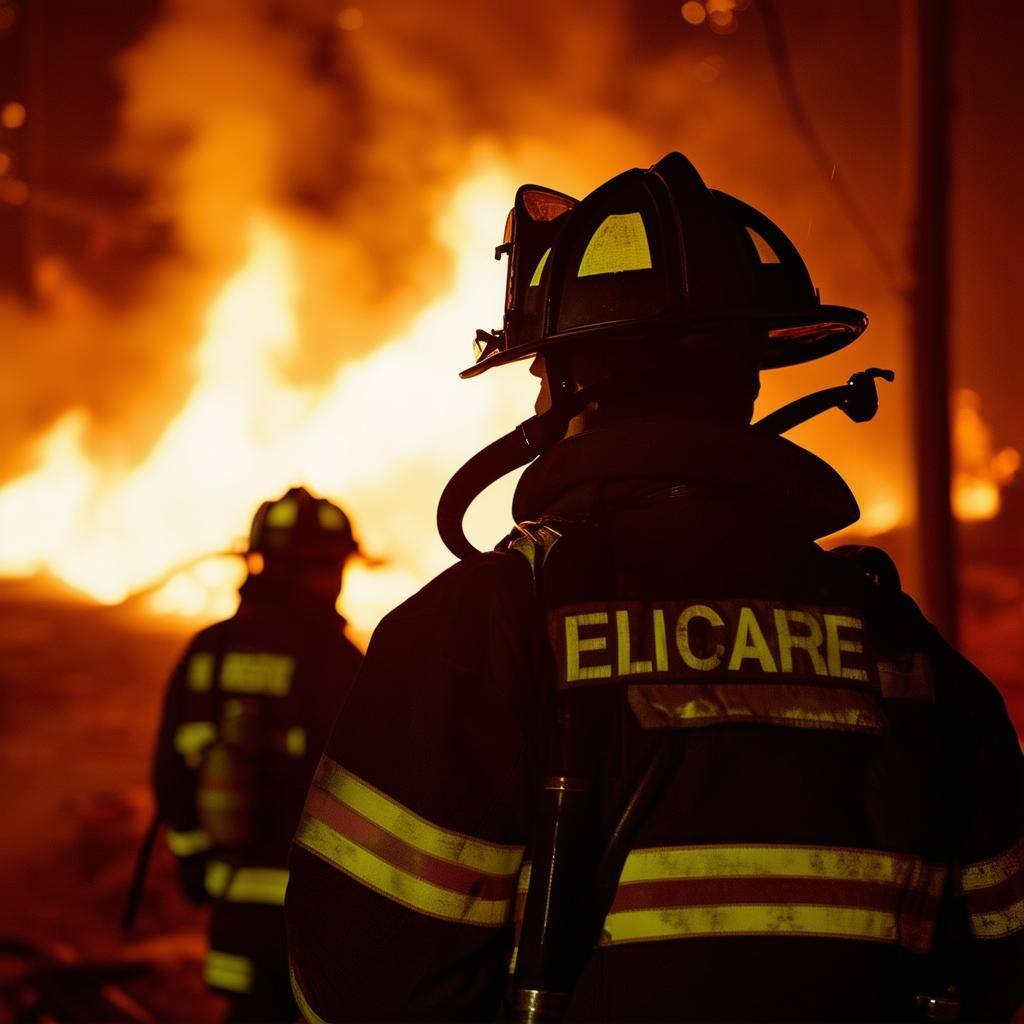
[
  {"x1": 952, "y1": 389, "x2": 1020, "y2": 522},
  {"x1": 0, "y1": 164, "x2": 534, "y2": 641}
]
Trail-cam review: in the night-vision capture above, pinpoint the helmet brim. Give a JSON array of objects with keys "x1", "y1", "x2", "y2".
[{"x1": 459, "y1": 305, "x2": 867, "y2": 378}]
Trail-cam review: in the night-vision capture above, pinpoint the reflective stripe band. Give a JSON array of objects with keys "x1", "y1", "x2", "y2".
[
  {"x1": 294, "y1": 758, "x2": 523, "y2": 926},
  {"x1": 962, "y1": 838, "x2": 1024, "y2": 891},
  {"x1": 220, "y1": 652, "x2": 294, "y2": 696},
  {"x1": 286, "y1": 726, "x2": 307, "y2": 757},
  {"x1": 187, "y1": 652, "x2": 215, "y2": 691},
  {"x1": 617, "y1": 844, "x2": 942, "y2": 888},
  {"x1": 967, "y1": 897, "x2": 1024, "y2": 940},
  {"x1": 174, "y1": 721, "x2": 216, "y2": 759},
  {"x1": 313, "y1": 759, "x2": 523, "y2": 876},
  {"x1": 204, "y1": 950, "x2": 254, "y2": 993},
  {"x1": 627, "y1": 682, "x2": 885, "y2": 734},
  {"x1": 963, "y1": 839, "x2": 1024, "y2": 939},
  {"x1": 166, "y1": 827, "x2": 212, "y2": 857},
  {"x1": 205, "y1": 860, "x2": 290, "y2": 905},
  {"x1": 604, "y1": 904, "x2": 905, "y2": 945},
  {"x1": 295, "y1": 814, "x2": 513, "y2": 926},
  {"x1": 289, "y1": 961, "x2": 328, "y2": 1024},
  {"x1": 512, "y1": 845, "x2": 943, "y2": 955}
]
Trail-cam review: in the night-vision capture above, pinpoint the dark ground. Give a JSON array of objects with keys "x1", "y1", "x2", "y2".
[
  {"x1": 0, "y1": 579, "x2": 219, "y2": 1023},
  {"x1": 0, "y1": 567, "x2": 1020, "y2": 1023}
]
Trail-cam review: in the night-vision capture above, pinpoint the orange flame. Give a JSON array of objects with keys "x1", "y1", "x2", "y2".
[
  {"x1": 952, "y1": 389, "x2": 1020, "y2": 522},
  {"x1": 0, "y1": 167, "x2": 535, "y2": 640}
]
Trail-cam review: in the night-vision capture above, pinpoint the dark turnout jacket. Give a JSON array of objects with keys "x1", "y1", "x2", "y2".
[
  {"x1": 285, "y1": 418, "x2": 1024, "y2": 1022},
  {"x1": 154, "y1": 575, "x2": 363, "y2": 1002}
]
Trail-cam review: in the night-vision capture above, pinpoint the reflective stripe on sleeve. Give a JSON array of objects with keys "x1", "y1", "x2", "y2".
[
  {"x1": 204, "y1": 950, "x2": 254, "y2": 993},
  {"x1": 293, "y1": 758, "x2": 523, "y2": 926},
  {"x1": 166, "y1": 827, "x2": 212, "y2": 857},
  {"x1": 289, "y1": 960, "x2": 328, "y2": 1024},
  {"x1": 962, "y1": 839, "x2": 1024, "y2": 939},
  {"x1": 204, "y1": 860, "x2": 290, "y2": 905}
]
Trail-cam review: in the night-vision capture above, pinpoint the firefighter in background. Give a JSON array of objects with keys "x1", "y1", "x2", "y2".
[
  {"x1": 154, "y1": 486, "x2": 365, "y2": 1022},
  {"x1": 286, "y1": 154, "x2": 1024, "y2": 1021}
]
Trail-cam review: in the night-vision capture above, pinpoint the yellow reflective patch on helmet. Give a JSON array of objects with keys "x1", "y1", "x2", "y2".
[
  {"x1": 529, "y1": 248, "x2": 551, "y2": 287},
  {"x1": 578, "y1": 213, "x2": 652, "y2": 277},
  {"x1": 316, "y1": 504, "x2": 347, "y2": 531},
  {"x1": 266, "y1": 497, "x2": 298, "y2": 528}
]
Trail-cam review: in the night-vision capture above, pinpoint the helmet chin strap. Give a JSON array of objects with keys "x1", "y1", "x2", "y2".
[{"x1": 436, "y1": 365, "x2": 894, "y2": 560}]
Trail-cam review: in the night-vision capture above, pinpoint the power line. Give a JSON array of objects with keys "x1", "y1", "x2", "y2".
[{"x1": 755, "y1": 0, "x2": 907, "y2": 297}]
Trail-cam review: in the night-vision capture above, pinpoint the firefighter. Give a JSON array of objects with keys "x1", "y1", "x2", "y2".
[
  {"x1": 153, "y1": 486, "x2": 365, "y2": 1023},
  {"x1": 285, "y1": 154, "x2": 1024, "y2": 1021}
]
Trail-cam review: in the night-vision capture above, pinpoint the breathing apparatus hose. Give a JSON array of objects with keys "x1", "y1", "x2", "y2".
[
  {"x1": 437, "y1": 367, "x2": 893, "y2": 561},
  {"x1": 437, "y1": 382, "x2": 606, "y2": 560}
]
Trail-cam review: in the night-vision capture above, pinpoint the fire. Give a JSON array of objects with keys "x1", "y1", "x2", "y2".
[
  {"x1": 0, "y1": 166, "x2": 534, "y2": 641},
  {"x1": 952, "y1": 389, "x2": 1020, "y2": 522}
]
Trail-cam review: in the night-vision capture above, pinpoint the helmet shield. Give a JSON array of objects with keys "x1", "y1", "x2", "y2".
[
  {"x1": 486, "y1": 185, "x2": 577, "y2": 363},
  {"x1": 463, "y1": 151, "x2": 867, "y2": 377}
]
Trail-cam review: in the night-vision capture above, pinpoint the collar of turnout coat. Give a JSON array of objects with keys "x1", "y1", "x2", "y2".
[{"x1": 512, "y1": 414, "x2": 859, "y2": 541}]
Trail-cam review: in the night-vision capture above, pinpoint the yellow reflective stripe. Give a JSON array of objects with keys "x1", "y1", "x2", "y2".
[
  {"x1": 617, "y1": 844, "x2": 941, "y2": 890},
  {"x1": 204, "y1": 950, "x2": 254, "y2": 993},
  {"x1": 314, "y1": 758, "x2": 523, "y2": 876},
  {"x1": 528, "y1": 248, "x2": 551, "y2": 287},
  {"x1": 627, "y1": 683, "x2": 885, "y2": 734},
  {"x1": 294, "y1": 814, "x2": 511, "y2": 926},
  {"x1": 220, "y1": 652, "x2": 294, "y2": 696},
  {"x1": 166, "y1": 827, "x2": 212, "y2": 857},
  {"x1": 286, "y1": 726, "x2": 307, "y2": 757},
  {"x1": 578, "y1": 212, "x2": 652, "y2": 277},
  {"x1": 602, "y1": 904, "x2": 900, "y2": 946},
  {"x1": 174, "y1": 721, "x2": 216, "y2": 761},
  {"x1": 187, "y1": 652, "x2": 215, "y2": 691},
  {"x1": 289, "y1": 961, "x2": 328, "y2": 1024},
  {"x1": 962, "y1": 838, "x2": 1024, "y2": 891},
  {"x1": 205, "y1": 860, "x2": 289, "y2": 905},
  {"x1": 969, "y1": 896, "x2": 1024, "y2": 940}
]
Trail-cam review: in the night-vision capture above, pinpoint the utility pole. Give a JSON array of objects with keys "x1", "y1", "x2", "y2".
[{"x1": 902, "y1": 0, "x2": 956, "y2": 642}]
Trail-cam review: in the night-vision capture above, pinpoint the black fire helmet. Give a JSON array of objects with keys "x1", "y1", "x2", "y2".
[
  {"x1": 465, "y1": 151, "x2": 867, "y2": 377},
  {"x1": 248, "y1": 486, "x2": 359, "y2": 565}
]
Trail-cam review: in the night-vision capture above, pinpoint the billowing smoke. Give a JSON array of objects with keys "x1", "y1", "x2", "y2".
[{"x1": 0, "y1": 0, "x2": 1013, "y2": 634}]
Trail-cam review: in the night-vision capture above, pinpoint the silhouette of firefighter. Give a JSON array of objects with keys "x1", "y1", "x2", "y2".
[
  {"x1": 285, "y1": 154, "x2": 1024, "y2": 1021},
  {"x1": 153, "y1": 486, "x2": 364, "y2": 1022}
]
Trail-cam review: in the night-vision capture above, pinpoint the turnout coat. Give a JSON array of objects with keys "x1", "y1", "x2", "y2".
[
  {"x1": 286, "y1": 418, "x2": 1024, "y2": 1022},
  {"x1": 154, "y1": 575, "x2": 363, "y2": 1004}
]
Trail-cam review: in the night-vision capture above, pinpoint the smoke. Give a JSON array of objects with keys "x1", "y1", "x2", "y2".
[
  {"x1": 0, "y1": 0, "x2": 962, "y2": 628},
  {"x1": 2, "y1": 0, "x2": 902, "y2": 472}
]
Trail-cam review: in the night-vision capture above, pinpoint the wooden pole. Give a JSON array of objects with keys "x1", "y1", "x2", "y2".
[{"x1": 903, "y1": 0, "x2": 956, "y2": 642}]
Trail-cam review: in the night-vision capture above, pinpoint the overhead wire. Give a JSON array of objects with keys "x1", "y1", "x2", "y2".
[{"x1": 754, "y1": 0, "x2": 907, "y2": 298}]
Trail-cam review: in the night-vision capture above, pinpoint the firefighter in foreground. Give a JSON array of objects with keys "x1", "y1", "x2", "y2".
[
  {"x1": 286, "y1": 154, "x2": 1024, "y2": 1021},
  {"x1": 153, "y1": 487, "x2": 364, "y2": 1022}
]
